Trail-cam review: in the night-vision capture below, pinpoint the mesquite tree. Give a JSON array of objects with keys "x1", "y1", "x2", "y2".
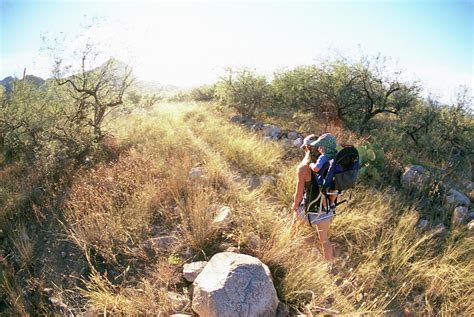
[
  {"x1": 52, "y1": 55, "x2": 134, "y2": 140},
  {"x1": 351, "y1": 56, "x2": 421, "y2": 132},
  {"x1": 45, "y1": 24, "x2": 135, "y2": 141}
]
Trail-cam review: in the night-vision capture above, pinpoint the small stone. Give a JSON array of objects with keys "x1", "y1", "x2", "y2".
[
  {"x1": 452, "y1": 206, "x2": 468, "y2": 226},
  {"x1": 230, "y1": 115, "x2": 243, "y2": 123},
  {"x1": 189, "y1": 167, "x2": 206, "y2": 180},
  {"x1": 467, "y1": 220, "x2": 474, "y2": 232},
  {"x1": 167, "y1": 291, "x2": 189, "y2": 308},
  {"x1": 445, "y1": 188, "x2": 470, "y2": 207},
  {"x1": 142, "y1": 236, "x2": 179, "y2": 255},
  {"x1": 400, "y1": 165, "x2": 430, "y2": 190},
  {"x1": 246, "y1": 232, "x2": 261, "y2": 249},
  {"x1": 225, "y1": 246, "x2": 240, "y2": 253},
  {"x1": 43, "y1": 288, "x2": 54, "y2": 295},
  {"x1": 287, "y1": 131, "x2": 300, "y2": 140},
  {"x1": 213, "y1": 206, "x2": 231, "y2": 224},
  {"x1": 417, "y1": 219, "x2": 429, "y2": 229},
  {"x1": 262, "y1": 124, "x2": 281, "y2": 138},
  {"x1": 49, "y1": 297, "x2": 68, "y2": 310},
  {"x1": 183, "y1": 261, "x2": 208, "y2": 282},
  {"x1": 432, "y1": 223, "x2": 446, "y2": 238},
  {"x1": 60, "y1": 251, "x2": 67, "y2": 258},
  {"x1": 293, "y1": 137, "x2": 303, "y2": 148},
  {"x1": 247, "y1": 176, "x2": 261, "y2": 190},
  {"x1": 260, "y1": 175, "x2": 277, "y2": 186}
]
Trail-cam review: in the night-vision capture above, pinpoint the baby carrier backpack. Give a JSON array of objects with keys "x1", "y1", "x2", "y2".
[{"x1": 303, "y1": 145, "x2": 359, "y2": 225}]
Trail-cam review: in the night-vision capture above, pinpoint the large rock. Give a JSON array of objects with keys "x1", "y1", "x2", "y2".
[
  {"x1": 400, "y1": 165, "x2": 430, "y2": 190},
  {"x1": 445, "y1": 188, "x2": 470, "y2": 207},
  {"x1": 192, "y1": 252, "x2": 279, "y2": 317}
]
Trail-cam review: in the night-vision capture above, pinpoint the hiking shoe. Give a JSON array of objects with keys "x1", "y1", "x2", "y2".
[{"x1": 329, "y1": 203, "x2": 336, "y2": 213}]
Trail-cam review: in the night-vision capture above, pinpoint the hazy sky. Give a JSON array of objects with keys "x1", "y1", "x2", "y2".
[{"x1": 1, "y1": 0, "x2": 472, "y2": 103}]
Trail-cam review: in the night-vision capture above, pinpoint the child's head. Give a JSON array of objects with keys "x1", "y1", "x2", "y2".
[
  {"x1": 317, "y1": 145, "x2": 326, "y2": 155},
  {"x1": 310, "y1": 133, "x2": 337, "y2": 157}
]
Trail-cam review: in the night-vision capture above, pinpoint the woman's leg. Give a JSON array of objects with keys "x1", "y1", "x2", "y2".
[{"x1": 316, "y1": 219, "x2": 333, "y2": 261}]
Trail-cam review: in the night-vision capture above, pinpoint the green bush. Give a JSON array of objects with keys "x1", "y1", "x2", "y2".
[
  {"x1": 215, "y1": 68, "x2": 270, "y2": 118},
  {"x1": 190, "y1": 84, "x2": 216, "y2": 101}
]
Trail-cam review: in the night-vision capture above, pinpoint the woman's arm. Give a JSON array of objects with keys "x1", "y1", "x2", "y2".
[{"x1": 292, "y1": 165, "x2": 306, "y2": 211}]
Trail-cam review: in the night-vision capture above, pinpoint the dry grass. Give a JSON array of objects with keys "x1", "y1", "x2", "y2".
[
  {"x1": 183, "y1": 107, "x2": 284, "y2": 175},
  {"x1": 0, "y1": 265, "x2": 28, "y2": 315},
  {"x1": 2, "y1": 101, "x2": 472, "y2": 316},
  {"x1": 11, "y1": 222, "x2": 35, "y2": 269},
  {"x1": 63, "y1": 149, "x2": 160, "y2": 262},
  {"x1": 80, "y1": 255, "x2": 189, "y2": 315}
]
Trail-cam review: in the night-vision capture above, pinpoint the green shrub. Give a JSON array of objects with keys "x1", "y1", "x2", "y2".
[
  {"x1": 190, "y1": 84, "x2": 216, "y2": 101},
  {"x1": 215, "y1": 68, "x2": 270, "y2": 118}
]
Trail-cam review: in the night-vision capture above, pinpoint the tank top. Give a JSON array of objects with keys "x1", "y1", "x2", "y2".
[{"x1": 303, "y1": 170, "x2": 320, "y2": 212}]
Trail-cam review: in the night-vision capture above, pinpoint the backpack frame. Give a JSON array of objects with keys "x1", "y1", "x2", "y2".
[{"x1": 302, "y1": 145, "x2": 359, "y2": 226}]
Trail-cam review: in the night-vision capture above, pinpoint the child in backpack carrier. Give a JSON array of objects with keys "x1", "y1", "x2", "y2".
[{"x1": 309, "y1": 133, "x2": 338, "y2": 213}]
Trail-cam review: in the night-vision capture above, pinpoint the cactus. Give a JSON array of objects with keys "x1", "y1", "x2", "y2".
[{"x1": 356, "y1": 143, "x2": 385, "y2": 182}]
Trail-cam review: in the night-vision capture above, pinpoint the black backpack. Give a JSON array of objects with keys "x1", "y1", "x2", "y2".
[{"x1": 320, "y1": 145, "x2": 359, "y2": 191}]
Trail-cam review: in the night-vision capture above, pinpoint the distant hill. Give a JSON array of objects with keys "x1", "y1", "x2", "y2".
[
  {"x1": 0, "y1": 69, "x2": 180, "y2": 97},
  {"x1": 134, "y1": 79, "x2": 181, "y2": 94},
  {"x1": 0, "y1": 75, "x2": 45, "y2": 93}
]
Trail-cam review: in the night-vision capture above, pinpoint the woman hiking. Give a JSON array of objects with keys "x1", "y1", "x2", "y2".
[{"x1": 291, "y1": 133, "x2": 338, "y2": 261}]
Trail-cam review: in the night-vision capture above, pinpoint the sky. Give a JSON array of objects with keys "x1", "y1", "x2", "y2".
[{"x1": 1, "y1": 0, "x2": 472, "y2": 103}]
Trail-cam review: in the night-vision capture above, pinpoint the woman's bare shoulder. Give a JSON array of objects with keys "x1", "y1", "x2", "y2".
[{"x1": 297, "y1": 163, "x2": 310, "y2": 175}]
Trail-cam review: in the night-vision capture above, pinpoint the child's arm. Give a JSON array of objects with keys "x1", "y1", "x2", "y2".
[
  {"x1": 310, "y1": 155, "x2": 327, "y2": 173},
  {"x1": 309, "y1": 162, "x2": 320, "y2": 172}
]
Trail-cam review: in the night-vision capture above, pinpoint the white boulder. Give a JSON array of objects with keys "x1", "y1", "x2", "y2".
[{"x1": 192, "y1": 252, "x2": 279, "y2": 317}]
